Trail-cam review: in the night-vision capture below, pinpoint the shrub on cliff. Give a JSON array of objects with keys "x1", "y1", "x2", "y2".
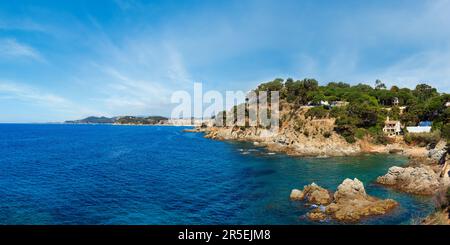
[
  {"x1": 404, "y1": 131, "x2": 441, "y2": 147},
  {"x1": 323, "y1": 131, "x2": 332, "y2": 138},
  {"x1": 442, "y1": 123, "x2": 450, "y2": 141},
  {"x1": 305, "y1": 106, "x2": 329, "y2": 119}
]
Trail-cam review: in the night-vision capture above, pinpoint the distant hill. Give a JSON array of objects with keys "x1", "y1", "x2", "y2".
[
  {"x1": 115, "y1": 116, "x2": 168, "y2": 125},
  {"x1": 65, "y1": 116, "x2": 168, "y2": 125},
  {"x1": 65, "y1": 116, "x2": 116, "y2": 124}
]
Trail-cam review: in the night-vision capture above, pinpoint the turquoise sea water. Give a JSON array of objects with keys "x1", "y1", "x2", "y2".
[{"x1": 0, "y1": 124, "x2": 434, "y2": 224}]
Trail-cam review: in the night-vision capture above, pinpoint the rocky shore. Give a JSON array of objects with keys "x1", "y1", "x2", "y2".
[
  {"x1": 290, "y1": 178, "x2": 398, "y2": 222},
  {"x1": 197, "y1": 124, "x2": 427, "y2": 158},
  {"x1": 376, "y1": 165, "x2": 442, "y2": 195},
  {"x1": 376, "y1": 140, "x2": 449, "y2": 195}
]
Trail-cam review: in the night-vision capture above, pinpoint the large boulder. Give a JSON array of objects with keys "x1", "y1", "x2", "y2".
[
  {"x1": 290, "y1": 183, "x2": 332, "y2": 205},
  {"x1": 325, "y1": 198, "x2": 398, "y2": 222},
  {"x1": 428, "y1": 140, "x2": 448, "y2": 164},
  {"x1": 376, "y1": 166, "x2": 441, "y2": 195},
  {"x1": 289, "y1": 189, "x2": 304, "y2": 201},
  {"x1": 334, "y1": 178, "x2": 367, "y2": 201},
  {"x1": 325, "y1": 178, "x2": 398, "y2": 222},
  {"x1": 292, "y1": 178, "x2": 398, "y2": 222}
]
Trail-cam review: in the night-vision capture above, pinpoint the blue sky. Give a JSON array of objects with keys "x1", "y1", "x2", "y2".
[{"x1": 1, "y1": 0, "x2": 450, "y2": 122}]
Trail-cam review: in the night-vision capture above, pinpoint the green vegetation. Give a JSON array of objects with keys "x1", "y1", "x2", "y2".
[
  {"x1": 65, "y1": 116, "x2": 116, "y2": 124},
  {"x1": 66, "y1": 115, "x2": 168, "y2": 125},
  {"x1": 305, "y1": 106, "x2": 329, "y2": 119},
  {"x1": 115, "y1": 116, "x2": 168, "y2": 125},
  {"x1": 404, "y1": 131, "x2": 441, "y2": 147},
  {"x1": 255, "y1": 78, "x2": 449, "y2": 144}
]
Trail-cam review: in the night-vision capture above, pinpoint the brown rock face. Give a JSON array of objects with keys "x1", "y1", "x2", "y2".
[
  {"x1": 289, "y1": 189, "x2": 304, "y2": 201},
  {"x1": 290, "y1": 183, "x2": 332, "y2": 205},
  {"x1": 333, "y1": 178, "x2": 367, "y2": 201},
  {"x1": 327, "y1": 178, "x2": 398, "y2": 222},
  {"x1": 376, "y1": 166, "x2": 441, "y2": 195},
  {"x1": 307, "y1": 209, "x2": 328, "y2": 221},
  {"x1": 291, "y1": 178, "x2": 398, "y2": 222}
]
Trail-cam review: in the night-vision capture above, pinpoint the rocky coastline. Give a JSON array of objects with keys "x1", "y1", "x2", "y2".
[
  {"x1": 193, "y1": 124, "x2": 428, "y2": 159},
  {"x1": 184, "y1": 102, "x2": 449, "y2": 224},
  {"x1": 376, "y1": 140, "x2": 449, "y2": 195}
]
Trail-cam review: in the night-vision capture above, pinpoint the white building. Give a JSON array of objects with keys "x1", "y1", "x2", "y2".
[
  {"x1": 383, "y1": 116, "x2": 402, "y2": 136},
  {"x1": 406, "y1": 121, "x2": 432, "y2": 133},
  {"x1": 169, "y1": 118, "x2": 214, "y2": 126},
  {"x1": 392, "y1": 97, "x2": 399, "y2": 106},
  {"x1": 406, "y1": 126, "x2": 431, "y2": 133},
  {"x1": 330, "y1": 101, "x2": 349, "y2": 107}
]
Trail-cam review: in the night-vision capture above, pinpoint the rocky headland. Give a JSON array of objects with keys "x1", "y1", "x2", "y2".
[
  {"x1": 290, "y1": 178, "x2": 398, "y2": 222},
  {"x1": 196, "y1": 103, "x2": 428, "y2": 158},
  {"x1": 376, "y1": 165, "x2": 442, "y2": 195}
]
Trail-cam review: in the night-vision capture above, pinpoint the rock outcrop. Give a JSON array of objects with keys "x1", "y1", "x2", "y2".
[
  {"x1": 289, "y1": 189, "x2": 304, "y2": 201},
  {"x1": 289, "y1": 183, "x2": 332, "y2": 205},
  {"x1": 324, "y1": 179, "x2": 398, "y2": 222},
  {"x1": 198, "y1": 102, "x2": 429, "y2": 158},
  {"x1": 291, "y1": 178, "x2": 398, "y2": 222},
  {"x1": 376, "y1": 166, "x2": 441, "y2": 195},
  {"x1": 203, "y1": 104, "x2": 362, "y2": 157},
  {"x1": 428, "y1": 140, "x2": 448, "y2": 164}
]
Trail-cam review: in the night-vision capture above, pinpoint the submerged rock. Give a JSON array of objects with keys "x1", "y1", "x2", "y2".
[
  {"x1": 291, "y1": 178, "x2": 398, "y2": 222},
  {"x1": 376, "y1": 166, "x2": 441, "y2": 195}
]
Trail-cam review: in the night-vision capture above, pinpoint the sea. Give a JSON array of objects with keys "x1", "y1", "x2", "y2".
[{"x1": 0, "y1": 124, "x2": 434, "y2": 224}]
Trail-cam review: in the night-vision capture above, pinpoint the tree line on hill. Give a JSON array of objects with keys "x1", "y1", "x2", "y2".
[
  {"x1": 253, "y1": 78, "x2": 449, "y2": 144},
  {"x1": 65, "y1": 116, "x2": 168, "y2": 125}
]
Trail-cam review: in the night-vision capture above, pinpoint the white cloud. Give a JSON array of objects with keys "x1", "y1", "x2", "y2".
[
  {"x1": 367, "y1": 48, "x2": 450, "y2": 92},
  {"x1": 0, "y1": 82, "x2": 66, "y2": 105},
  {"x1": 0, "y1": 38, "x2": 44, "y2": 62},
  {"x1": 0, "y1": 81, "x2": 98, "y2": 117},
  {"x1": 0, "y1": 18, "x2": 48, "y2": 33}
]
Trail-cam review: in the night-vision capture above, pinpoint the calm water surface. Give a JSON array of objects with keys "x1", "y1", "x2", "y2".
[{"x1": 0, "y1": 124, "x2": 433, "y2": 224}]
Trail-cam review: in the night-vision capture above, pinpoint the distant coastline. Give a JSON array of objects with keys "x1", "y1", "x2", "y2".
[{"x1": 63, "y1": 116, "x2": 207, "y2": 127}]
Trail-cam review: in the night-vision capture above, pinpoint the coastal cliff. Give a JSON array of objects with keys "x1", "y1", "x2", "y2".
[{"x1": 199, "y1": 102, "x2": 426, "y2": 158}]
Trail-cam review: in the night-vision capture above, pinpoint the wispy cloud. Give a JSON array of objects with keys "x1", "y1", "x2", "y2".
[
  {"x1": 73, "y1": 16, "x2": 194, "y2": 116},
  {"x1": 0, "y1": 81, "x2": 98, "y2": 117},
  {"x1": 0, "y1": 18, "x2": 48, "y2": 33},
  {"x1": 368, "y1": 48, "x2": 450, "y2": 91},
  {"x1": 0, "y1": 38, "x2": 44, "y2": 62},
  {"x1": 96, "y1": 66, "x2": 175, "y2": 115},
  {"x1": 114, "y1": 0, "x2": 144, "y2": 11}
]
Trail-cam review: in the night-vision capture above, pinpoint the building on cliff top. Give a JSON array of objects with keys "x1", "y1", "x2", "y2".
[
  {"x1": 330, "y1": 101, "x2": 349, "y2": 107},
  {"x1": 307, "y1": 100, "x2": 329, "y2": 107},
  {"x1": 383, "y1": 116, "x2": 402, "y2": 136},
  {"x1": 392, "y1": 97, "x2": 399, "y2": 106}
]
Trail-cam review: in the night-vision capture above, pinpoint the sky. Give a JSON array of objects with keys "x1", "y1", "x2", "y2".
[{"x1": 1, "y1": 0, "x2": 450, "y2": 122}]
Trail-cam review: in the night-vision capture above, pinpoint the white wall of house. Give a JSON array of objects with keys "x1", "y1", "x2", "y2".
[{"x1": 406, "y1": 126, "x2": 432, "y2": 133}]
